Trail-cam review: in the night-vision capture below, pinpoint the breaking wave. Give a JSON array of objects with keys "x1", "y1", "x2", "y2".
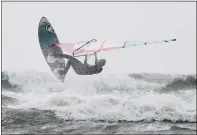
[
  {"x1": 161, "y1": 76, "x2": 196, "y2": 91},
  {"x1": 2, "y1": 71, "x2": 196, "y2": 123}
]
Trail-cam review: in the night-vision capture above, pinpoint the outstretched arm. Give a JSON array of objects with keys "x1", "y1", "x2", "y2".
[{"x1": 53, "y1": 53, "x2": 75, "y2": 61}]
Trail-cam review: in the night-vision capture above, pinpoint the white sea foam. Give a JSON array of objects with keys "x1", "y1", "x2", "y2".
[{"x1": 3, "y1": 71, "x2": 196, "y2": 122}]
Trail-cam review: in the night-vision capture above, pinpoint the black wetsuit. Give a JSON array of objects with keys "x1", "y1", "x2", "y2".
[{"x1": 54, "y1": 53, "x2": 103, "y2": 76}]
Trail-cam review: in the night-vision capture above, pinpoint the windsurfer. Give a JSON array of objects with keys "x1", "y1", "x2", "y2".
[{"x1": 52, "y1": 52, "x2": 106, "y2": 76}]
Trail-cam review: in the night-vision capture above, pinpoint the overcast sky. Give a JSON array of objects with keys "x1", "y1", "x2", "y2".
[{"x1": 2, "y1": 2, "x2": 196, "y2": 75}]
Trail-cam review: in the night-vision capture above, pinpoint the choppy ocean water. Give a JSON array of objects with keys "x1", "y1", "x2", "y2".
[{"x1": 2, "y1": 71, "x2": 196, "y2": 134}]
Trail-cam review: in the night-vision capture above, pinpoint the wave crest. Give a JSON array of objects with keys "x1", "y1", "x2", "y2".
[{"x1": 2, "y1": 71, "x2": 196, "y2": 123}]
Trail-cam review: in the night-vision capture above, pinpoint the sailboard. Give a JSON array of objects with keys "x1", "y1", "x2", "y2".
[
  {"x1": 38, "y1": 17, "x2": 66, "y2": 82},
  {"x1": 38, "y1": 17, "x2": 176, "y2": 82}
]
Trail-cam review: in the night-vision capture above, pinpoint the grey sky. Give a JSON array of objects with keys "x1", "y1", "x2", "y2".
[{"x1": 2, "y1": 2, "x2": 196, "y2": 75}]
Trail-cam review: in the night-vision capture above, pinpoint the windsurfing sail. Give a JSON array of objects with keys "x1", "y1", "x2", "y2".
[{"x1": 57, "y1": 38, "x2": 176, "y2": 57}]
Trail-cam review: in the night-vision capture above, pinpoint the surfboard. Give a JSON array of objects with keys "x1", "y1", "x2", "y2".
[{"x1": 38, "y1": 17, "x2": 66, "y2": 82}]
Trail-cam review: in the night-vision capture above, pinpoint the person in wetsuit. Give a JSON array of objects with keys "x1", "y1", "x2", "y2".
[{"x1": 53, "y1": 52, "x2": 106, "y2": 76}]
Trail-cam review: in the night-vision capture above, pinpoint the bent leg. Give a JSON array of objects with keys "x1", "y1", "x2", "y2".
[
  {"x1": 64, "y1": 60, "x2": 71, "y2": 74},
  {"x1": 54, "y1": 53, "x2": 89, "y2": 75},
  {"x1": 59, "y1": 59, "x2": 71, "y2": 75},
  {"x1": 94, "y1": 52, "x2": 98, "y2": 64},
  {"x1": 84, "y1": 55, "x2": 88, "y2": 65}
]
